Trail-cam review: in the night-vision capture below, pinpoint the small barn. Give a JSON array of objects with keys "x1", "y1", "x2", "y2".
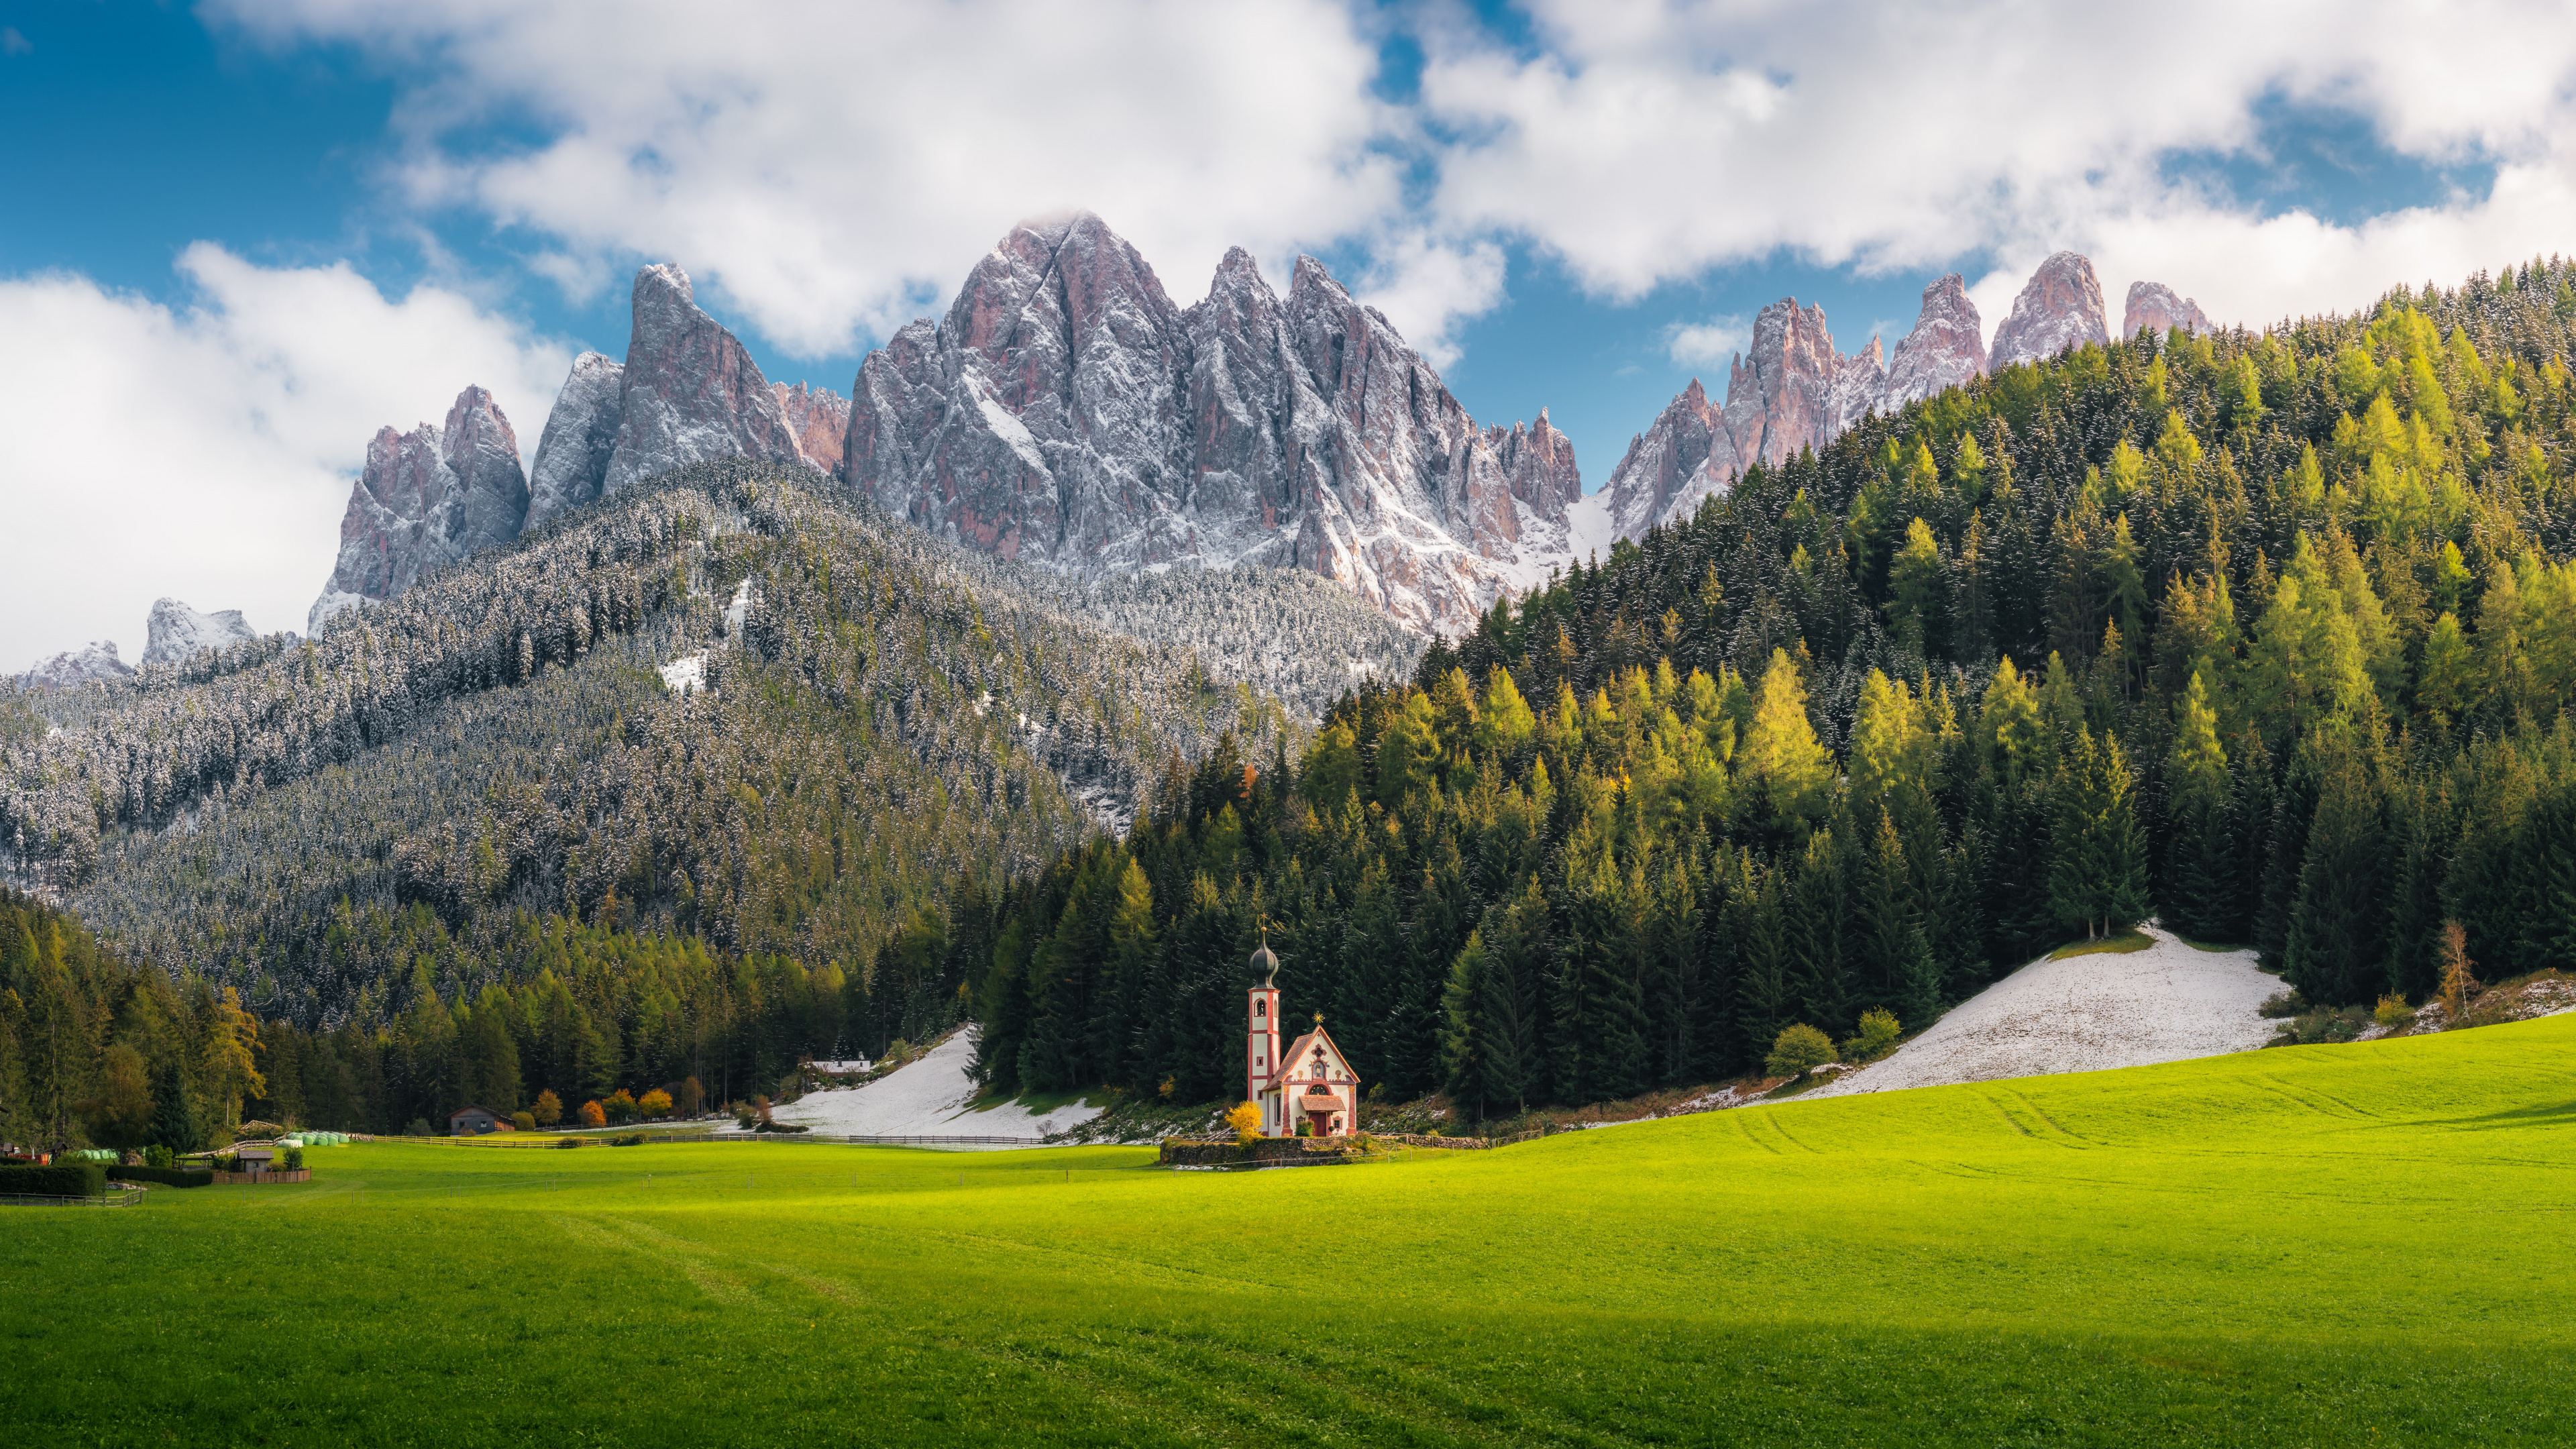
[
  {"x1": 233, "y1": 1146, "x2": 274, "y2": 1179},
  {"x1": 448, "y1": 1105, "x2": 515, "y2": 1136}
]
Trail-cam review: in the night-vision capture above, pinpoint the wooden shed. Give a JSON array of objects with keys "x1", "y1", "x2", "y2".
[{"x1": 448, "y1": 1106, "x2": 515, "y2": 1136}]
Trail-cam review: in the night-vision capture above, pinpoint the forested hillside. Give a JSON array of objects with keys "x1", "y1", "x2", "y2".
[
  {"x1": 967, "y1": 259, "x2": 2576, "y2": 1116},
  {"x1": 12, "y1": 460, "x2": 1327, "y2": 1020}
]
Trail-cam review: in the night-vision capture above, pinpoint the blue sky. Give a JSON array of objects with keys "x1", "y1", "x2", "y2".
[{"x1": 3, "y1": 0, "x2": 2571, "y2": 665}]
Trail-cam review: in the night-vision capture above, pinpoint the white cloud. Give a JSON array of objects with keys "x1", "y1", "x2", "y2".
[
  {"x1": 1664, "y1": 314, "x2": 1748, "y2": 369},
  {"x1": 1419, "y1": 0, "x2": 2576, "y2": 332},
  {"x1": 1350, "y1": 231, "x2": 1508, "y2": 370},
  {"x1": 0, "y1": 247, "x2": 567, "y2": 669},
  {"x1": 203, "y1": 0, "x2": 2576, "y2": 375},
  {"x1": 209, "y1": 0, "x2": 1403, "y2": 360}
]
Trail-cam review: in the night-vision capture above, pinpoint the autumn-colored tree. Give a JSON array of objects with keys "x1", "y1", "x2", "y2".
[
  {"x1": 531, "y1": 1089, "x2": 564, "y2": 1127},
  {"x1": 577, "y1": 1099, "x2": 606, "y2": 1128},
  {"x1": 2437, "y1": 921, "x2": 2480, "y2": 1026},
  {"x1": 680, "y1": 1077, "x2": 706, "y2": 1117},
  {"x1": 638, "y1": 1088, "x2": 673, "y2": 1120},
  {"x1": 604, "y1": 1089, "x2": 639, "y2": 1124},
  {"x1": 1224, "y1": 1101, "x2": 1262, "y2": 1144}
]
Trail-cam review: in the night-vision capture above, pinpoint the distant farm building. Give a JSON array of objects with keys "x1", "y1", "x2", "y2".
[{"x1": 449, "y1": 1106, "x2": 515, "y2": 1135}]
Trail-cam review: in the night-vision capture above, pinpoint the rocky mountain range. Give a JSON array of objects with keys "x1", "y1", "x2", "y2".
[
  {"x1": 313, "y1": 264, "x2": 846, "y2": 634},
  {"x1": 1599, "y1": 250, "x2": 2204, "y2": 542},
  {"x1": 15, "y1": 639, "x2": 133, "y2": 690},
  {"x1": 13, "y1": 598, "x2": 266, "y2": 690},
  {"x1": 843, "y1": 213, "x2": 1582, "y2": 632},
  {"x1": 274, "y1": 220, "x2": 2213, "y2": 643}
]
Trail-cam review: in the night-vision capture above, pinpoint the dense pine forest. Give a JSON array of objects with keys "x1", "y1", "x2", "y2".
[
  {"x1": 8, "y1": 259, "x2": 2576, "y2": 1147},
  {"x1": 967, "y1": 260, "x2": 2576, "y2": 1117}
]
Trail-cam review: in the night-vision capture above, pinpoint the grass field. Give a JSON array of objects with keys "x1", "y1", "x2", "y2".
[{"x1": 8, "y1": 1014, "x2": 2574, "y2": 1447}]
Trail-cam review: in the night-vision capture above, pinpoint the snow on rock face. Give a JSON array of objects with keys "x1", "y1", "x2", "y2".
[
  {"x1": 1882, "y1": 274, "x2": 1986, "y2": 410},
  {"x1": 524, "y1": 351, "x2": 624, "y2": 529},
  {"x1": 1988, "y1": 252, "x2": 2110, "y2": 370},
  {"x1": 142, "y1": 599, "x2": 256, "y2": 667},
  {"x1": 772, "y1": 380, "x2": 851, "y2": 474},
  {"x1": 2122, "y1": 280, "x2": 2212, "y2": 340},
  {"x1": 603, "y1": 264, "x2": 809, "y2": 494},
  {"x1": 16, "y1": 640, "x2": 134, "y2": 689},
  {"x1": 843, "y1": 213, "x2": 1580, "y2": 633},
  {"x1": 308, "y1": 384, "x2": 527, "y2": 634}
]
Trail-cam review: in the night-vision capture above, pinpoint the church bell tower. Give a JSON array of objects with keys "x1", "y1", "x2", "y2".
[{"x1": 1247, "y1": 938, "x2": 1281, "y2": 1115}]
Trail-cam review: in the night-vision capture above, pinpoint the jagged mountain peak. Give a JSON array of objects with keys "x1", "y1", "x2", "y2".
[
  {"x1": 1990, "y1": 252, "x2": 2110, "y2": 370},
  {"x1": 309, "y1": 383, "x2": 527, "y2": 635},
  {"x1": 144, "y1": 598, "x2": 258, "y2": 667},
  {"x1": 2123, "y1": 279, "x2": 2212, "y2": 339},
  {"x1": 1884, "y1": 273, "x2": 1986, "y2": 409}
]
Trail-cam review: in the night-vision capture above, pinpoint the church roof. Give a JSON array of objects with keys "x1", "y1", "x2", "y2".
[{"x1": 1259, "y1": 1023, "x2": 1356, "y2": 1093}]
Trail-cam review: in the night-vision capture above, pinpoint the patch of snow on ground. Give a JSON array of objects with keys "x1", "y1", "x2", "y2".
[
  {"x1": 1807, "y1": 924, "x2": 2279, "y2": 1099},
  {"x1": 767, "y1": 1029, "x2": 1102, "y2": 1148},
  {"x1": 659, "y1": 653, "x2": 706, "y2": 694}
]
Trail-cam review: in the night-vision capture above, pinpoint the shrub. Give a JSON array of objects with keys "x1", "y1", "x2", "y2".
[
  {"x1": 116, "y1": 1165, "x2": 212, "y2": 1188},
  {"x1": 1842, "y1": 1009, "x2": 1902, "y2": 1064},
  {"x1": 2258, "y1": 991, "x2": 2304, "y2": 1019},
  {"x1": 554, "y1": 1136, "x2": 582, "y2": 1150},
  {"x1": 403, "y1": 1118, "x2": 433, "y2": 1137},
  {"x1": 511, "y1": 1111, "x2": 537, "y2": 1132},
  {"x1": 1223, "y1": 1102, "x2": 1262, "y2": 1144},
  {"x1": 1766, "y1": 1024, "x2": 1838, "y2": 1080},
  {"x1": 531, "y1": 1089, "x2": 564, "y2": 1127},
  {"x1": 2269, "y1": 1007, "x2": 2371, "y2": 1046},
  {"x1": 144, "y1": 1144, "x2": 174, "y2": 1169},
  {"x1": 610, "y1": 1134, "x2": 646, "y2": 1147},
  {"x1": 0, "y1": 1163, "x2": 108, "y2": 1197},
  {"x1": 2373, "y1": 995, "x2": 2415, "y2": 1028},
  {"x1": 283, "y1": 1145, "x2": 305, "y2": 1171}
]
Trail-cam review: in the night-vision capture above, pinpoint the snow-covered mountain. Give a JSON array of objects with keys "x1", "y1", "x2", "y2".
[
  {"x1": 16, "y1": 640, "x2": 134, "y2": 690},
  {"x1": 286, "y1": 228, "x2": 2212, "y2": 641},
  {"x1": 143, "y1": 598, "x2": 258, "y2": 666},
  {"x1": 844, "y1": 213, "x2": 1583, "y2": 632},
  {"x1": 1600, "y1": 251, "x2": 2199, "y2": 541}
]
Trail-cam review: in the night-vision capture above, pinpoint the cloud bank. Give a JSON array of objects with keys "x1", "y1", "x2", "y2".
[
  {"x1": 210, "y1": 0, "x2": 2576, "y2": 352},
  {"x1": 0, "y1": 248, "x2": 565, "y2": 667}
]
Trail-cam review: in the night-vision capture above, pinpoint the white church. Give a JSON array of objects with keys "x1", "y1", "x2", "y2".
[{"x1": 1244, "y1": 939, "x2": 1360, "y2": 1138}]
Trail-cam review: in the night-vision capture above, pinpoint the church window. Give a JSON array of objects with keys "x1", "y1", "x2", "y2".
[{"x1": 1255, "y1": 1000, "x2": 1265, "y2": 1016}]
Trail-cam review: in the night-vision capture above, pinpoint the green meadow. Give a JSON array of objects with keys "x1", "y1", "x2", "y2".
[{"x1": 8, "y1": 1016, "x2": 2573, "y2": 1448}]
